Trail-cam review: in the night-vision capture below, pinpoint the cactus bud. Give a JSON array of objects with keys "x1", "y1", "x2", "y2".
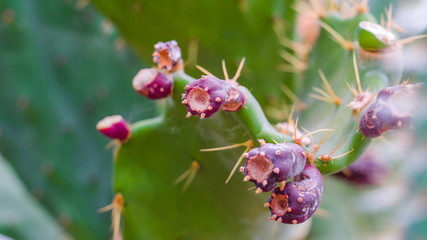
[
  {"x1": 182, "y1": 76, "x2": 228, "y2": 118},
  {"x1": 96, "y1": 115, "x2": 131, "y2": 141},
  {"x1": 242, "y1": 143, "x2": 306, "y2": 193},
  {"x1": 153, "y1": 40, "x2": 183, "y2": 72},
  {"x1": 358, "y1": 21, "x2": 396, "y2": 51},
  {"x1": 360, "y1": 83, "x2": 422, "y2": 138},
  {"x1": 221, "y1": 83, "x2": 246, "y2": 112},
  {"x1": 132, "y1": 68, "x2": 173, "y2": 100},
  {"x1": 268, "y1": 165, "x2": 323, "y2": 224}
]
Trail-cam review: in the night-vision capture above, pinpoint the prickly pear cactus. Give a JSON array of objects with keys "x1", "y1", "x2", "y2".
[
  {"x1": 0, "y1": 0, "x2": 155, "y2": 239},
  {"x1": 93, "y1": 0, "x2": 426, "y2": 239}
]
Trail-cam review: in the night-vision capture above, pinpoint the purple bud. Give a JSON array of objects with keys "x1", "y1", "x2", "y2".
[
  {"x1": 243, "y1": 143, "x2": 306, "y2": 193},
  {"x1": 360, "y1": 83, "x2": 422, "y2": 138},
  {"x1": 132, "y1": 68, "x2": 173, "y2": 100},
  {"x1": 359, "y1": 101, "x2": 390, "y2": 138},
  {"x1": 96, "y1": 115, "x2": 131, "y2": 141},
  {"x1": 221, "y1": 82, "x2": 246, "y2": 112},
  {"x1": 182, "y1": 76, "x2": 228, "y2": 119},
  {"x1": 153, "y1": 40, "x2": 183, "y2": 72},
  {"x1": 268, "y1": 165, "x2": 323, "y2": 224},
  {"x1": 376, "y1": 83, "x2": 423, "y2": 102},
  {"x1": 334, "y1": 153, "x2": 388, "y2": 186}
]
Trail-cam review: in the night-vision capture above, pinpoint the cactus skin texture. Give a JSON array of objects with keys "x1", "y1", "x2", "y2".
[{"x1": 91, "y1": 0, "x2": 426, "y2": 239}]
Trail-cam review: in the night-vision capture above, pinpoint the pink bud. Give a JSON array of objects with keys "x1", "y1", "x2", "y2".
[
  {"x1": 96, "y1": 115, "x2": 131, "y2": 141},
  {"x1": 132, "y1": 68, "x2": 173, "y2": 100}
]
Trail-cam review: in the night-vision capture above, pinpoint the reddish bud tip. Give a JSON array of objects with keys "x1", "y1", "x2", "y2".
[{"x1": 96, "y1": 115, "x2": 131, "y2": 141}]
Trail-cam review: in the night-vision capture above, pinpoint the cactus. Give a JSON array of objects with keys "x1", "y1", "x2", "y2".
[
  {"x1": 1, "y1": 0, "x2": 426, "y2": 239},
  {"x1": 0, "y1": 154, "x2": 69, "y2": 239},
  {"x1": 0, "y1": 0, "x2": 154, "y2": 239},
  {"x1": 90, "y1": 0, "x2": 427, "y2": 239}
]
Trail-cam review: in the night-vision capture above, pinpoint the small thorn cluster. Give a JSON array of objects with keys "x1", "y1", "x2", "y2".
[
  {"x1": 359, "y1": 83, "x2": 422, "y2": 138},
  {"x1": 267, "y1": 165, "x2": 323, "y2": 224},
  {"x1": 182, "y1": 76, "x2": 246, "y2": 119},
  {"x1": 96, "y1": 115, "x2": 131, "y2": 141},
  {"x1": 275, "y1": 122, "x2": 311, "y2": 146},
  {"x1": 241, "y1": 142, "x2": 306, "y2": 193}
]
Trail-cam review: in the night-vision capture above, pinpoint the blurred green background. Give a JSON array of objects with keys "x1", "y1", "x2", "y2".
[{"x1": 0, "y1": 0, "x2": 426, "y2": 239}]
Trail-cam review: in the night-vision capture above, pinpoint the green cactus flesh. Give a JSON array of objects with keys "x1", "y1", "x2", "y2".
[
  {"x1": 102, "y1": 3, "x2": 412, "y2": 239},
  {"x1": 0, "y1": 0, "x2": 155, "y2": 238}
]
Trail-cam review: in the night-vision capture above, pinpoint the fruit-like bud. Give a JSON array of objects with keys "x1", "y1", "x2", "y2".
[
  {"x1": 334, "y1": 153, "x2": 388, "y2": 186},
  {"x1": 221, "y1": 82, "x2": 246, "y2": 112},
  {"x1": 153, "y1": 40, "x2": 183, "y2": 72},
  {"x1": 358, "y1": 21, "x2": 396, "y2": 51},
  {"x1": 182, "y1": 76, "x2": 226, "y2": 118},
  {"x1": 268, "y1": 165, "x2": 323, "y2": 224},
  {"x1": 96, "y1": 115, "x2": 131, "y2": 141},
  {"x1": 359, "y1": 83, "x2": 422, "y2": 138},
  {"x1": 242, "y1": 143, "x2": 306, "y2": 193},
  {"x1": 132, "y1": 68, "x2": 173, "y2": 100}
]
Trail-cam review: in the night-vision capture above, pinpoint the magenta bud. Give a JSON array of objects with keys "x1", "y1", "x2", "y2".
[
  {"x1": 243, "y1": 143, "x2": 306, "y2": 193},
  {"x1": 132, "y1": 68, "x2": 173, "y2": 100},
  {"x1": 153, "y1": 40, "x2": 183, "y2": 72},
  {"x1": 268, "y1": 165, "x2": 323, "y2": 224},
  {"x1": 96, "y1": 115, "x2": 131, "y2": 141}
]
